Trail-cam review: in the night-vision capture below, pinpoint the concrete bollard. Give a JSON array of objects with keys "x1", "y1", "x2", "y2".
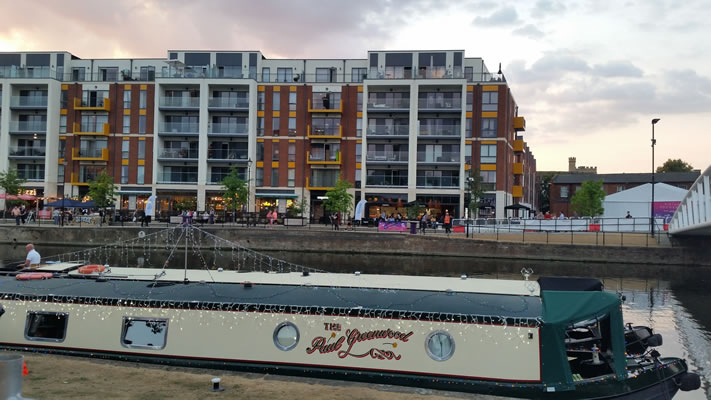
[{"x1": 0, "y1": 353, "x2": 34, "y2": 400}]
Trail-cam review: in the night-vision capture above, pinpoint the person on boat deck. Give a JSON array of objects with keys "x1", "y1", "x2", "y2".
[
  {"x1": 24, "y1": 243, "x2": 41, "y2": 270},
  {"x1": 626, "y1": 211, "x2": 633, "y2": 219}
]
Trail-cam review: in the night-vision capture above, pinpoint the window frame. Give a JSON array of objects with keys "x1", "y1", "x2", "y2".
[
  {"x1": 120, "y1": 316, "x2": 169, "y2": 350},
  {"x1": 24, "y1": 311, "x2": 69, "y2": 342}
]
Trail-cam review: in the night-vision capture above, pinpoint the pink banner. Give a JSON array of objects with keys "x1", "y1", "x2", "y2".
[
  {"x1": 653, "y1": 201, "x2": 679, "y2": 218},
  {"x1": 378, "y1": 221, "x2": 408, "y2": 232}
]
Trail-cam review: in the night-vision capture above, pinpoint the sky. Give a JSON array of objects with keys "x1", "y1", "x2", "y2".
[{"x1": 1, "y1": 0, "x2": 709, "y2": 173}]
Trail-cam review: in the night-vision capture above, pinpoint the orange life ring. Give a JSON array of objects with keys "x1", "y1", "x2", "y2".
[
  {"x1": 16, "y1": 272, "x2": 53, "y2": 280},
  {"x1": 78, "y1": 264, "x2": 106, "y2": 274}
]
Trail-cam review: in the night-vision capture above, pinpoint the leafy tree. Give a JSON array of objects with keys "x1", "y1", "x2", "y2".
[
  {"x1": 324, "y1": 177, "x2": 354, "y2": 220},
  {"x1": 657, "y1": 159, "x2": 693, "y2": 173},
  {"x1": 87, "y1": 170, "x2": 117, "y2": 224},
  {"x1": 570, "y1": 180, "x2": 605, "y2": 217},
  {"x1": 537, "y1": 173, "x2": 556, "y2": 213},
  {"x1": 287, "y1": 198, "x2": 308, "y2": 218},
  {"x1": 0, "y1": 168, "x2": 27, "y2": 214},
  {"x1": 467, "y1": 169, "x2": 485, "y2": 219},
  {"x1": 220, "y1": 167, "x2": 249, "y2": 220},
  {"x1": 406, "y1": 202, "x2": 424, "y2": 220},
  {"x1": 174, "y1": 199, "x2": 197, "y2": 212}
]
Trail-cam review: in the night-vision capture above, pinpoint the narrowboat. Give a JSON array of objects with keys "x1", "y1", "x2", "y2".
[{"x1": 0, "y1": 248, "x2": 701, "y2": 398}]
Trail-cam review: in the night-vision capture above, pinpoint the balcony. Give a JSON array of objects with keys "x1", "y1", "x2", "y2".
[
  {"x1": 365, "y1": 175, "x2": 408, "y2": 187},
  {"x1": 157, "y1": 171, "x2": 198, "y2": 184},
  {"x1": 208, "y1": 123, "x2": 248, "y2": 137},
  {"x1": 73, "y1": 122, "x2": 110, "y2": 136},
  {"x1": 513, "y1": 139, "x2": 524, "y2": 152},
  {"x1": 9, "y1": 146, "x2": 46, "y2": 159},
  {"x1": 308, "y1": 99, "x2": 342, "y2": 113},
  {"x1": 8, "y1": 121, "x2": 47, "y2": 134},
  {"x1": 417, "y1": 98, "x2": 462, "y2": 113},
  {"x1": 418, "y1": 125, "x2": 461, "y2": 138},
  {"x1": 74, "y1": 97, "x2": 110, "y2": 111},
  {"x1": 70, "y1": 172, "x2": 93, "y2": 186},
  {"x1": 208, "y1": 97, "x2": 249, "y2": 111},
  {"x1": 307, "y1": 151, "x2": 341, "y2": 165},
  {"x1": 513, "y1": 162, "x2": 524, "y2": 175},
  {"x1": 307, "y1": 125, "x2": 342, "y2": 139},
  {"x1": 416, "y1": 175, "x2": 460, "y2": 188},
  {"x1": 16, "y1": 171, "x2": 44, "y2": 182},
  {"x1": 207, "y1": 149, "x2": 249, "y2": 162},
  {"x1": 158, "y1": 149, "x2": 199, "y2": 161},
  {"x1": 416, "y1": 152, "x2": 460, "y2": 164},
  {"x1": 72, "y1": 147, "x2": 109, "y2": 161},
  {"x1": 158, "y1": 122, "x2": 200, "y2": 136},
  {"x1": 366, "y1": 151, "x2": 409, "y2": 163},
  {"x1": 513, "y1": 185, "x2": 523, "y2": 198},
  {"x1": 366, "y1": 125, "x2": 409, "y2": 138},
  {"x1": 514, "y1": 116, "x2": 526, "y2": 132},
  {"x1": 10, "y1": 96, "x2": 48, "y2": 109},
  {"x1": 306, "y1": 177, "x2": 337, "y2": 190},
  {"x1": 367, "y1": 99, "x2": 410, "y2": 113},
  {"x1": 159, "y1": 96, "x2": 200, "y2": 110}
]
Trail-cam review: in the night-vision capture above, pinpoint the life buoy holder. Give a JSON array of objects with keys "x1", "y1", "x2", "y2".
[
  {"x1": 78, "y1": 264, "x2": 106, "y2": 274},
  {"x1": 16, "y1": 272, "x2": 53, "y2": 280}
]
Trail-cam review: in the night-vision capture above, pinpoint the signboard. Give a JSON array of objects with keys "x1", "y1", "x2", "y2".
[
  {"x1": 653, "y1": 201, "x2": 680, "y2": 219},
  {"x1": 378, "y1": 221, "x2": 408, "y2": 232}
]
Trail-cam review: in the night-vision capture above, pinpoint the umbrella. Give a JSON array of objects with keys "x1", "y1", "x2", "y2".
[
  {"x1": 504, "y1": 204, "x2": 531, "y2": 210},
  {"x1": 0, "y1": 193, "x2": 19, "y2": 200},
  {"x1": 18, "y1": 194, "x2": 36, "y2": 201},
  {"x1": 44, "y1": 199, "x2": 84, "y2": 208}
]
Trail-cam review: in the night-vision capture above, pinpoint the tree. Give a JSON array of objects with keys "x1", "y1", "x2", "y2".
[
  {"x1": 537, "y1": 173, "x2": 556, "y2": 213},
  {"x1": 0, "y1": 169, "x2": 27, "y2": 217},
  {"x1": 570, "y1": 180, "x2": 605, "y2": 217},
  {"x1": 657, "y1": 159, "x2": 693, "y2": 173},
  {"x1": 87, "y1": 170, "x2": 117, "y2": 225},
  {"x1": 174, "y1": 199, "x2": 197, "y2": 212},
  {"x1": 406, "y1": 202, "x2": 424, "y2": 220},
  {"x1": 467, "y1": 169, "x2": 485, "y2": 219},
  {"x1": 221, "y1": 167, "x2": 249, "y2": 220},
  {"x1": 287, "y1": 198, "x2": 308, "y2": 218},
  {"x1": 324, "y1": 178, "x2": 354, "y2": 220}
]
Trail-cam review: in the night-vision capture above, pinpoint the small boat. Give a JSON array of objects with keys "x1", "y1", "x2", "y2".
[{"x1": 0, "y1": 227, "x2": 701, "y2": 399}]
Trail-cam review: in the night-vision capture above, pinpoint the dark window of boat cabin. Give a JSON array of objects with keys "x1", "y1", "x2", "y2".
[
  {"x1": 565, "y1": 315, "x2": 614, "y2": 379},
  {"x1": 121, "y1": 317, "x2": 168, "y2": 350},
  {"x1": 25, "y1": 312, "x2": 68, "y2": 342}
]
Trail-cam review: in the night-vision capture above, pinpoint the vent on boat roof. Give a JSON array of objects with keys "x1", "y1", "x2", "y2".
[{"x1": 537, "y1": 277, "x2": 603, "y2": 292}]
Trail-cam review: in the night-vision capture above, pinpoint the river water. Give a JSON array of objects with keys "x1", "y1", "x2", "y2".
[{"x1": 1, "y1": 243, "x2": 709, "y2": 399}]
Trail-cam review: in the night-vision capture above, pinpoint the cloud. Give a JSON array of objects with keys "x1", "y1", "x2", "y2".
[
  {"x1": 512, "y1": 24, "x2": 545, "y2": 39},
  {"x1": 473, "y1": 7, "x2": 519, "y2": 26},
  {"x1": 530, "y1": 0, "x2": 568, "y2": 18},
  {"x1": 592, "y1": 61, "x2": 644, "y2": 77}
]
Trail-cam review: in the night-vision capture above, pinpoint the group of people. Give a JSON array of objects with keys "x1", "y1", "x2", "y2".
[
  {"x1": 535, "y1": 211, "x2": 567, "y2": 220},
  {"x1": 418, "y1": 210, "x2": 452, "y2": 234},
  {"x1": 10, "y1": 205, "x2": 34, "y2": 225}
]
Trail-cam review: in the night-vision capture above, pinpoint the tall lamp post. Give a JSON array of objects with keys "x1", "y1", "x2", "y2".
[
  {"x1": 651, "y1": 118, "x2": 660, "y2": 237},
  {"x1": 247, "y1": 158, "x2": 252, "y2": 225},
  {"x1": 61, "y1": 159, "x2": 68, "y2": 227}
]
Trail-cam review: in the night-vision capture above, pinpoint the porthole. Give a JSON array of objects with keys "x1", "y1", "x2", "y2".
[
  {"x1": 425, "y1": 330, "x2": 455, "y2": 361},
  {"x1": 273, "y1": 322, "x2": 299, "y2": 351}
]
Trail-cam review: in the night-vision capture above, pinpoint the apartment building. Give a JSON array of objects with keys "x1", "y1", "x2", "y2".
[{"x1": 0, "y1": 49, "x2": 536, "y2": 220}]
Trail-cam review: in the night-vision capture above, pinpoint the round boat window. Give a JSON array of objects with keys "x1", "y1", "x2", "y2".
[
  {"x1": 273, "y1": 322, "x2": 299, "y2": 351},
  {"x1": 425, "y1": 331, "x2": 455, "y2": 361}
]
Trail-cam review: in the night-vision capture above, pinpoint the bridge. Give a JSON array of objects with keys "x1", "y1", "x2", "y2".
[{"x1": 670, "y1": 165, "x2": 711, "y2": 236}]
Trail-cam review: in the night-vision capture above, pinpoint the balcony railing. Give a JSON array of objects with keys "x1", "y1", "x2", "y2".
[
  {"x1": 159, "y1": 122, "x2": 200, "y2": 135},
  {"x1": 17, "y1": 171, "x2": 45, "y2": 181},
  {"x1": 366, "y1": 125, "x2": 409, "y2": 137},
  {"x1": 209, "y1": 123, "x2": 248, "y2": 135},
  {"x1": 417, "y1": 152, "x2": 460, "y2": 163},
  {"x1": 159, "y1": 97, "x2": 200, "y2": 108},
  {"x1": 418, "y1": 125, "x2": 461, "y2": 137},
  {"x1": 71, "y1": 171, "x2": 98, "y2": 185},
  {"x1": 366, "y1": 151, "x2": 409, "y2": 162},
  {"x1": 307, "y1": 125, "x2": 341, "y2": 138},
  {"x1": 208, "y1": 97, "x2": 249, "y2": 109},
  {"x1": 9, "y1": 147, "x2": 46, "y2": 158},
  {"x1": 365, "y1": 175, "x2": 408, "y2": 187},
  {"x1": 10, "y1": 96, "x2": 48, "y2": 108},
  {"x1": 417, "y1": 98, "x2": 462, "y2": 110},
  {"x1": 73, "y1": 122, "x2": 110, "y2": 136},
  {"x1": 367, "y1": 99, "x2": 410, "y2": 111},
  {"x1": 307, "y1": 99, "x2": 342, "y2": 113},
  {"x1": 72, "y1": 148, "x2": 109, "y2": 161},
  {"x1": 9, "y1": 121, "x2": 47, "y2": 133},
  {"x1": 74, "y1": 97, "x2": 110, "y2": 111},
  {"x1": 157, "y1": 172, "x2": 198, "y2": 184},
  {"x1": 208, "y1": 171, "x2": 247, "y2": 184},
  {"x1": 208, "y1": 149, "x2": 249, "y2": 160},
  {"x1": 307, "y1": 151, "x2": 341, "y2": 164},
  {"x1": 416, "y1": 175, "x2": 460, "y2": 188},
  {"x1": 306, "y1": 177, "x2": 339, "y2": 190},
  {"x1": 159, "y1": 149, "x2": 199, "y2": 160}
]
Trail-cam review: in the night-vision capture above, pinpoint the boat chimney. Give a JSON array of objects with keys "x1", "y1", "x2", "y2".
[{"x1": 211, "y1": 377, "x2": 224, "y2": 392}]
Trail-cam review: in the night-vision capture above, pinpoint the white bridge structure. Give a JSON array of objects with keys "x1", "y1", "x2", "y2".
[{"x1": 670, "y1": 165, "x2": 711, "y2": 236}]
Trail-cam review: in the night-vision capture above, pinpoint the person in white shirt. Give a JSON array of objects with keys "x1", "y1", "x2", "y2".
[
  {"x1": 558, "y1": 212, "x2": 566, "y2": 219},
  {"x1": 24, "y1": 243, "x2": 41, "y2": 270}
]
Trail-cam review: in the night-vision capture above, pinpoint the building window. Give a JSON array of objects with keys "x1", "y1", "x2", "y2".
[
  {"x1": 59, "y1": 115, "x2": 67, "y2": 133},
  {"x1": 287, "y1": 169, "x2": 295, "y2": 187},
  {"x1": 139, "y1": 90, "x2": 147, "y2": 109},
  {"x1": 123, "y1": 115, "x2": 131, "y2": 133},
  {"x1": 464, "y1": 67, "x2": 473, "y2": 81},
  {"x1": 124, "y1": 90, "x2": 131, "y2": 109},
  {"x1": 58, "y1": 140, "x2": 66, "y2": 159},
  {"x1": 481, "y1": 144, "x2": 496, "y2": 164},
  {"x1": 316, "y1": 68, "x2": 335, "y2": 82},
  {"x1": 272, "y1": 117, "x2": 280, "y2": 135},
  {"x1": 137, "y1": 166, "x2": 145, "y2": 184},
  {"x1": 289, "y1": 92, "x2": 297, "y2": 111},
  {"x1": 465, "y1": 144, "x2": 472, "y2": 164},
  {"x1": 272, "y1": 91, "x2": 280, "y2": 111},
  {"x1": 262, "y1": 67, "x2": 270, "y2": 82},
  {"x1": 355, "y1": 169, "x2": 361, "y2": 187},
  {"x1": 277, "y1": 68, "x2": 292, "y2": 83},
  {"x1": 25, "y1": 312, "x2": 68, "y2": 342},
  {"x1": 122, "y1": 140, "x2": 129, "y2": 159},
  {"x1": 121, "y1": 165, "x2": 129, "y2": 184},
  {"x1": 258, "y1": 92, "x2": 265, "y2": 111},
  {"x1": 138, "y1": 141, "x2": 146, "y2": 159},
  {"x1": 256, "y1": 167, "x2": 264, "y2": 186},
  {"x1": 356, "y1": 118, "x2": 362, "y2": 137},
  {"x1": 356, "y1": 91, "x2": 363, "y2": 112},
  {"x1": 140, "y1": 66, "x2": 155, "y2": 81},
  {"x1": 273, "y1": 322, "x2": 299, "y2": 351},
  {"x1": 257, "y1": 142, "x2": 264, "y2": 161},
  {"x1": 616, "y1": 185, "x2": 624, "y2": 192},
  {"x1": 57, "y1": 164, "x2": 65, "y2": 182},
  {"x1": 480, "y1": 170, "x2": 496, "y2": 190},
  {"x1": 481, "y1": 118, "x2": 497, "y2": 138},
  {"x1": 465, "y1": 118, "x2": 472, "y2": 138},
  {"x1": 272, "y1": 143, "x2": 280, "y2": 161},
  {"x1": 288, "y1": 143, "x2": 295, "y2": 162},
  {"x1": 288, "y1": 117, "x2": 296, "y2": 136},
  {"x1": 138, "y1": 115, "x2": 146, "y2": 134},
  {"x1": 271, "y1": 168, "x2": 279, "y2": 187},
  {"x1": 60, "y1": 91, "x2": 68, "y2": 109},
  {"x1": 355, "y1": 143, "x2": 362, "y2": 163},
  {"x1": 560, "y1": 186, "x2": 569, "y2": 198},
  {"x1": 482, "y1": 92, "x2": 498, "y2": 112},
  {"x1": 257, "y1": 117, "x2": 264, "y2": 137},
  {"x1": 121, "y1": 317, "x2": 168, "y2": 350},
  {"x1": 466, "y1": 91, "x2": 473, "y2": 112},
  {"x1": 351, "y1": 68, "x2": 367, "y2": 83}
]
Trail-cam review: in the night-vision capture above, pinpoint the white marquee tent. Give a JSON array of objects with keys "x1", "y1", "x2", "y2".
[{"x1": 602, "y1": 183, "x2": 687, "y2": 219}]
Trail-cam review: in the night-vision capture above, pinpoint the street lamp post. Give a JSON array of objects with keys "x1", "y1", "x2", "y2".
[
  {"x1": 61, "y1": 160, "x2": 68, "y2": 227},
  {"x1": 651, "y1": 118, "x2": 660, "y2": 237},
  {"x1": 247, "y1": 158, "x2": 252, "y2": 226}
]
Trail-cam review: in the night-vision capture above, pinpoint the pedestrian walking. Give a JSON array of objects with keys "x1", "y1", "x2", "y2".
[{"x1": 443, "y1": 210, "x2": 452, "y2": 235}]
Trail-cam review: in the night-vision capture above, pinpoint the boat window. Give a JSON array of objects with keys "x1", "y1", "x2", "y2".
[
  {"x1": 425, "y1": 331, "x2": 455, "y2": 361},
  {"x1": 25, "y1": 311, "x2": 68, "y2": 342},
  {"x1": 273, "y1": 322, "x2": 299, "y2": 351},
  {"x1": 565, "y1": 315, "x2": 614, "y2": 379},
  {"x1": 121, "y1": 317, "x2": 168, "y2": 350}
]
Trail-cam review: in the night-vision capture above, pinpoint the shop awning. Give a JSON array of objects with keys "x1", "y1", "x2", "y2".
[
  {"x1": 255, "y1": 193, "x2": 298, "y2": 198},
  {"x1": 117, "y1": 190, "x2": 154, "y2": 195}
]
